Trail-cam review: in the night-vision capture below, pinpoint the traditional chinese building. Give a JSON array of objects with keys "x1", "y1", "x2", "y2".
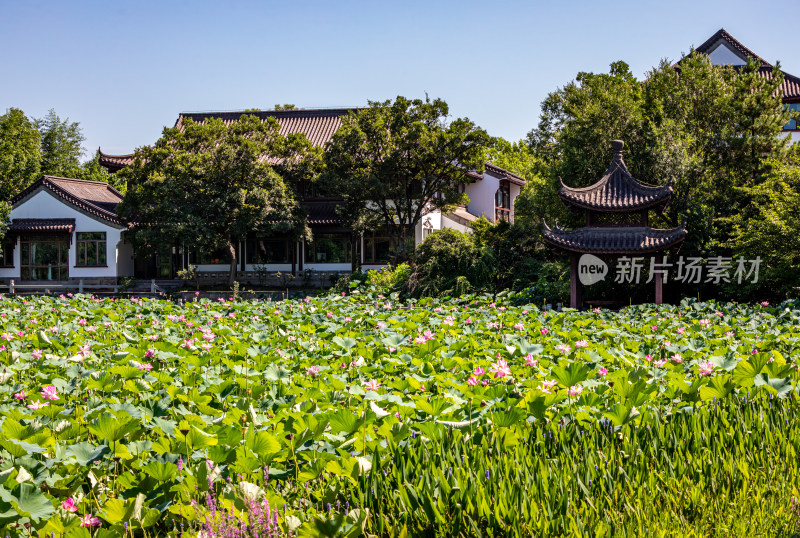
[{"x1": 542, "y1": 140, "x2": 687, "y2": 308}]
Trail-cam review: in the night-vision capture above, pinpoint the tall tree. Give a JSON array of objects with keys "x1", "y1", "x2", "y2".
[
  {"x1": 35, "y1": 109, "x2": 85, "y2": 176},
  {"x1": 0, "y1": 108, "x2": 41, "y2": 201},
  {"x1": 324, "y1": 96, "x2": 491, "y2": 258},
  {"x1": 118, "y1": 115, "x2": 316, "y2": 286},
  {"x1": 525, "y1": 56, "x2": 791, "y2": 257}
]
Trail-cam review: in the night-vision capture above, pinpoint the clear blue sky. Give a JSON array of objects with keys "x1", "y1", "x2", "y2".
[{"x1": 2, "y1": 0, "x2": 797, "y2": 158}]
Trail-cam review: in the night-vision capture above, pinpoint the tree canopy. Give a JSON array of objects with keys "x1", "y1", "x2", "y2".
[
  {"x1": 522, "y1": 53, "x2": 794, "y2": 299},
  {"x1": 35, "y1": 109, "x2": 85, "y2": 176},
  {"x1": 323, "y1": 96, "x2": 491, "y2": 258},
  {"x1": 118, "y1": 114, "x2": 318, "y2": 286},
  {"x1": 0, "y1": 108, "x2": 41, "y2": 236}
]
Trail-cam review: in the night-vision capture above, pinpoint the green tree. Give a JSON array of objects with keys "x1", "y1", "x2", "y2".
[
  {"x1": 324, "y1": 96, "x2": 491, "y2": 258},
  {"x1": 485, "y1": 138, "x2": 558, "y2": 228},
  {"x1": 0, "y1": 108, "x2": 41, "y2": 201},
  {"x1": 118, "y1": 115, "x2": 317, "y2": 286},
  {"x1": 35, "y1": 109, "x2": 85, "y2": 176},
  {"x1": 526, "y1": 55, "x2": 791, "y2": 275},
  {"x1": 727, "y1": 149, "x2": 800, "y2": 299}
]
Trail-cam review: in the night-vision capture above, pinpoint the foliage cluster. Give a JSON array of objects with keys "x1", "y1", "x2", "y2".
[
  {"x1": 518, "y1": 55, "x2": 798, "y2": 300},
  {"x1": 0, "y1": 294, "x2": 797, "y2": 535}
]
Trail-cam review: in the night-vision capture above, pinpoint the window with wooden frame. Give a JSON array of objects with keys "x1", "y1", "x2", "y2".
[
  {"x1": 1, "y1": 240, "x2": 14, "y2": 267},
  {"x1": 76, "y1": 232, "x2": 107, "y2": 266},
  {"x1": 495, "y1": 180, "x2": 511, "y2": 222},
  {"x1": 305, "y1": 234, "x2": 351, "y2": 264},
  {"x1": 246, "y1": 238, "x2": 290, "y2": 264},
  {"x1": 363, "y1": 231, "x2": 393, "y2": 264}
]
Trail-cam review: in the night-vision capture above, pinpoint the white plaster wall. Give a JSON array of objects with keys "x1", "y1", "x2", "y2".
[
  {"x1": 117, "y1": 241, "x2": 135, "y2": 277},
  {"x1": 415, "y1": 211, "x2": 442, "y2": 245},
  {"x1": 509, "y1": 183, "x2": 522, "y2": 223},
  {"x1": 465, "y1": 174, "x2": 500, "y2": 221},
  {"x1": 1, "y1": 190, "x2": 125, "y2": 280},
  {"x1": 441, "y1": 214, "x2": 470, "y2": 233}
]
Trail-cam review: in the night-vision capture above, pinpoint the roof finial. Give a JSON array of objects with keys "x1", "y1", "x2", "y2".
[{"x1": 611, "y1": 140, "x2": 624, "y2": 160}]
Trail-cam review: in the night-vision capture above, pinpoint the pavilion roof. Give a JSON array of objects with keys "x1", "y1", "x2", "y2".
[
  {"x1": 542, "y1": 222, "x2": 687, "y2": 255},
  {"x1": 559, "y1": 141, "x2": 673, "y2": 213},
  {"x1": 13, "y1": 176, "x2": 124, "y2": 225}
]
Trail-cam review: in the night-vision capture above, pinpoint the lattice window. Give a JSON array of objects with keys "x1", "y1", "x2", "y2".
[{"x1": 588, "y1": 212, "x2": 645, "y2": 227}]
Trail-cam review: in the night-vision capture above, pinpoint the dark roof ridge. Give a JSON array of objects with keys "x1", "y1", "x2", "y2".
[
  {"x1": 694, "y1": 28, "x2": 770, "y2": 66},
  {"x1": 12, "y1": 176, "x2": 123, "y2": 225},
  {"x1": 98, "y1": 147, "x2": 134, "y2": 159},
  {"x1": 484, "y1": 162, "x2": 526, "y2": 186}
]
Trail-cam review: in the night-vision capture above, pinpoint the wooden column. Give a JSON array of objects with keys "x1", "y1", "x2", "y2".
[
  {"x1": 655, "y1": 271, "x2": 663, "y2": 305},
  {"x1": 569, "y1": 255, "x2": 582, "y2": 309}
]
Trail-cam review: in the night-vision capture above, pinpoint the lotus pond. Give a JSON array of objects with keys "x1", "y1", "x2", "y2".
[{"x1": 0, "y1": 293, "x2": 799, "y2": 537}]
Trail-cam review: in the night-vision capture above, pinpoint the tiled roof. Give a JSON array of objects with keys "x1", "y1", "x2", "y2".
[
  {"x1": 8, "y1": 218, "x2": 75, "y2": 234},
  {"x1": 97, "y1": 149, "x2": 134, "y2": 172},
  {"x1": 177, "y1": 108, "x2": 358, "y2": 148},
  {"x1": 484, "y1": 162, "x2": 526, "y2": 186},
  {"x1": 12, "y1": 176, "x2": 124, "y2": 225},
  {"x1": 302, "y1": 200, "x2": 344, "y2": 225},
  {"x1": 542, "y1": 223, "x2": 687, "y2": 255},
  {"x1": 682, "y1": 28, "x2": 800, "y2": 103},
  {"x1": 559, "y1": 141, "x2": 673, "y2": 212}
]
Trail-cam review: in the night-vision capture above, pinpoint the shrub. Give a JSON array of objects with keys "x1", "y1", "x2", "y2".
[{"x1": 406, "y1": 228, "x2": 494, "y2": 297}]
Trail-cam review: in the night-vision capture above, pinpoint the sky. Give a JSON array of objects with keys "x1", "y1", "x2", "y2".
[{"x1": 2, "y1": 0, "x2": 798, "y2": 158}]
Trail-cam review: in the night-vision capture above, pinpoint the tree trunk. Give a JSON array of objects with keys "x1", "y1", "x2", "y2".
[{"x1": 227, "y1": 239, "x2": 237, "y2": 288}]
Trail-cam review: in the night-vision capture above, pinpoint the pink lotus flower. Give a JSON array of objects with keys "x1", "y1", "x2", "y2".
[
  {"x1": 676, "y1": 327, "x2": 685, "y2": 335},
  {"x1": 698, "y1": 319, "x2": 711, "y2": 327},
  {"x1": 40, "y1": 385, "x2": 59, "y2": 400},
  {"x1": 539, "y1": 380, "x2": 558, "y2": 394},
  {"x1": 726, "y1": 331, "x2": 735, "y2": 338},
  {"x1": 575, "y1": 339, "x2": 589, "y2": 348},
  {"x1": 144, "y1": 349, "x2": 155, "y2": 358},
  {"x1": 473, "y1": 366, "x2": 486, "y2": 376},
  {"x1": 751, "y1": 348, "x2": 758, "y2": 355},
  {"x1": 540, "y1": 328, "x2": 548, "y2": 335},
  {"x1": 761, "y1": 301, "x2": 770, "y2": 307},
  {"x1": 489, "y1": 359, "x2": 512, "y2": 379},
  {"x1": 598, "y1": 367, "x2": 608, "y2": 376},
  {"x1": 79, "y1": 514, "x2": 101, "y2": 527},
  {"x1": 376, "y1": 322, "x2": 387, "y2": 329},
  {"x1": 78, "y1": 344, "x2": 91, "y2": 358},
  {"x1": 697, "y1": 361, "x2": 714, "y2": 376},
  {"x1": 651, "y1": 325, "x2": 658, "y2": 331},
  {"x1": 524, "y1": 354, "x2": 538, "y2": 367},
  {"x1": 1, "y1": 332, "x2": 13, "y2": 342},
  {"x1": 671, "y1": 353, "x2": 684, "y2": 364},
  {"x1": 422, "y1": 330, "x2": 435, "y2": 341},
  {"x1": 31, "y1": 349, "x2": 43, "y2": 360},
  {"x1": 307, "y1": 366, "x2": 320, "y2": 376},
  {"x1": 467, "y1": 376, "x2": 478, "y2": 386},
  {"x1": 644, "y1": 354, "x2": 653, "y2": 362},
  {"x1": 556, "y1": 344, "x2": 572, "y2": 355},
  {"x1": 62, "y1": 497, "x2": 78, "y2": 513},
  {"x1": 653, "y1": 359, "x2": 667, "y2": 368},
  {"x1": 364, "y1": 379, "x2": 381, "y2": 391},
  {"x1": 327, "y1": 312, "x2": 334, "y2": 318},
  {"x1": 568, "y1": 384, "x2": 584, "y2": 396},
  {"x1": 27, "y1": 401, "x2": 48, "y2": 409},
  {"x1": 13, "y1": 391, "x2": 25, "y2": 399},
  {"x1": 414, "y1": 336, "x2": 426, "y2": 345},
  {"x1": 513, "y1": 323, "x2": 524, "y2": 331},
  {"x1": 444, "y1": 316, "x2": 455, "y2": 326},
  {"x1": 136, "y1": 363, "x2": 153, "y2": 371},
  {"x1": 78, "y1": 318, "x2": 87, "y2": 326}
]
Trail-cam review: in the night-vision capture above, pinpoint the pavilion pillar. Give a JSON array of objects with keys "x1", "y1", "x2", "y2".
[
  {"x1": 569, "y1": 255, "x2": 582, "y2": 309},
  {"x1": 655, "y1": 271, "x2": 663, "y2": 305}
]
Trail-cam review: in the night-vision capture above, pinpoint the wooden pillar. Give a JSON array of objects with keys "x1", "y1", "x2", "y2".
[
  {"x1": 655, "y1": 271, "x2": 663, "y2": 305},
  {"x1": 569, "y1": 255, "x2": 582, "y2": 309}
]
